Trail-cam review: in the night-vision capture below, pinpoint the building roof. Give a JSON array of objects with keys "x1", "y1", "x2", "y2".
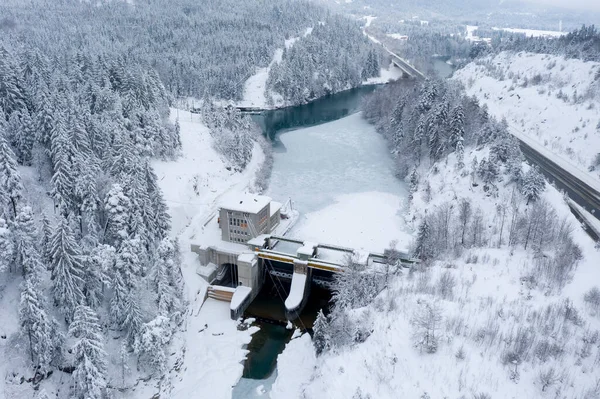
[
  {"x1": 219, "y1": 193, "x2": 271, "y2": 214},
  {"x1": 270, "y1": 201, "x2": 282, "y2": 217}
]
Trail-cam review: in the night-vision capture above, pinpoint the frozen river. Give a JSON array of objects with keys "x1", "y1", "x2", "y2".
[
  {"x1": 267, "y1": 112, "x2": 412, "y2": 253},
  {"x1": 234, "y1": 89, "x2": 413, "y2": 399}
]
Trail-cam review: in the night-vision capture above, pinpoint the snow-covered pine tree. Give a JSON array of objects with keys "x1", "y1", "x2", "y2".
[
  {"x1": 455, "y1": 136, "x2": 465, "y2": 169},
  {"x1": 35, "y1": 89, "x2": 54, "y2": 149},
  {"x1": 49, "y1": 114, "x2": 75, "y2": 212},
  {"x1": 0, "y1": 217, "x2": 14, "y2": 273},
  {"x1": 312, "y1": 309, "x2": 331, "y2": 355},
  {"x1": 134, "y1": 315, "x2": 171, "y2": 374},
  {"x1": 521, "y1": 165, "x2": 546, "y2": 204},
  {"x1": 152, "y1": 238, "x2": 182, "y2": 319},
  {"x1": 122, "y1": 167, "x2": 150, "y2": 249},
  {"x1": 73, "y1": 154, "x2": 101, "y2": 237},
  {"x1": 144, "y1": 160, "x2": 171, "y2": 242},
  {"x1": 13, "y1": 109, "x2": 36, "y2": 165},
  {"x1": 408, "y1": 168, "x2": 419, "y2": 200},
  {"x1": 69, "y1": 305, "x2": 108, "y2": 399},
  {"x1": 449, "y1": 105, "x2": 465, "y2": 150},
  {"x1": 104, "y1": 183, "x2": 132, "y2": 248},
  {"x1": 414, "y1": 217, "x2": 432, "y2": 261},
  {"x1": 50, "y1": 215, "x2": 85, "y2": 318},
  {"x1": 110, "y1": 265, "x2": 127, "y2": 327},
  {"x1": 388, "y1": 98, "x2": 405, "y2": 151},
  {"x1": 0, "y1": 47, "x2": 26, "y2": 114},
  {"x1": 19, "y1": 277, "x2": 62, "y2": 372},
  {"x1": 40, "y1": 213, "x2": 53, "y2": 266},
  {"x1": 121, "y1": 290, "x2": 143, "y2": 344},
  {"x1": 0, "y1": 132, "x2": 24, "y2": 218},
  {"x1": 412, "y1": 115, "x2": 427, "y2": 164},
  {"x1": 115, "y1": 237, "x2": 142, "y2": 290},
  {"x1": 14, "y1": 206, "x2": 44, "y2": 278}
]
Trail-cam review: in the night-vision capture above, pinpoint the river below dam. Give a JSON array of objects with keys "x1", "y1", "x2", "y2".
[{"x1": 232, "y1": 84, "x2": 413, "y2": 398}]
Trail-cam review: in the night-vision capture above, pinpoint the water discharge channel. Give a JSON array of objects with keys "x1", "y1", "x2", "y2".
[{"x1": 232, "y1": 85, "x2": 412, "y2": 398}]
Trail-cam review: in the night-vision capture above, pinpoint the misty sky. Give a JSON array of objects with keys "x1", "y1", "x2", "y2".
[{"x1": 524, "y1": 0, "x2": 600, "y2": 12}]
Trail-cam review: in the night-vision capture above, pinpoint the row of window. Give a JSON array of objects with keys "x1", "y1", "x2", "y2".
[
  {"x1": 230, "y1": 236, "x2": 247, "y2": 243},
  {"x1": 231, "y1": 229, "x2": 248, "y2": 236},
  {"x1": 229, "y1": 217, "x2": 248, "y2": 228}
]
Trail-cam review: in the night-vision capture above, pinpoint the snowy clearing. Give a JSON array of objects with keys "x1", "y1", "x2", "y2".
[{"x1": 454, "y1": 51, "x2": 600, "y2": 180}]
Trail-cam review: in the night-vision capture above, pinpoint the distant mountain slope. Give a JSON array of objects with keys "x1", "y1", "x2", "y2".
[{"x1": 454, "y1": 51, "x2": 600, "y2": 178}]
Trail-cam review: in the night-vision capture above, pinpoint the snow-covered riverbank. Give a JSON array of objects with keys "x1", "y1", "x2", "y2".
[{"x1": 149, "y1": 108, "x2": 266, "y2": 399}]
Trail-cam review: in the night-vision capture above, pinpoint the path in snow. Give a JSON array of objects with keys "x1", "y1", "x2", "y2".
[{"x1": 238, "y1": 27, "x2": 313, "y2": 108}]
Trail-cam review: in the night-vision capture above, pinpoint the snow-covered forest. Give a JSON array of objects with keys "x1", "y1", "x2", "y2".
[
  {"x1": 266, "y1": 15, "x2": 381, "y2": 105},
  {"x1": 0, "y1": 0, "x2": 327, "y2": 101},
  {"x1": 0, "y1": 16, "x2": 187, "y2": 399}
]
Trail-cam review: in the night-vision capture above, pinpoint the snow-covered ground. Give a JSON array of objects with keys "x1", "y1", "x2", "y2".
[
  {"x1": 149, "y1": 108, "x2": 267, "y2": 399},
  {"x1": 454, "y1": 51, "x2": 600, "y2": 180},
  {"x1": 272, "y1": 146, "x2": 600, "y2": 399},
  {"x1": 386, "y1": 33, "x2": 408, "y2": 40}
]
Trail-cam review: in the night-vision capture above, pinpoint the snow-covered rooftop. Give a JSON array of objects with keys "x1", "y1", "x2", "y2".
[
  {"x1": 247, "y1": 234, "x2": 271, "y2": 247},
  {"x1": 220, "y1": 193, "x2": 271, "y2": 214},
  {"x1": 237, "y1": 253, "x2": 257, "y2": 264},
  {"x1": 230, "y1": 286, "x2": 252, "y2": 311},
  {"x1": 270, "y1": 200, "x2": 282, "y2": 216}
]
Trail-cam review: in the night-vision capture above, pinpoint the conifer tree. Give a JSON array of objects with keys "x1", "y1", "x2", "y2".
[
  {"x1": 0, "y1": 133, "x2": 23, "y2": 218},
  {"x1": 104, "y1": 183, "x2": 131, "y2": 248},
  {"x1": 134, "y1": 315, "x2": 171, "y2": 373},
  {"x1": 69, "y1": 305, "x2": 108, "y2": 399},
  {"x1": 521, "y1": 166, "x2": 546, "y2": 204},
  {"x1": 152, "y1": 238, "x2": 182, "y2": 318},
  {"x1": 122, "y1": 290, "x2": 143, "y2": 344},
  {"x1": 19, "y1": 277, "x2": 62, "y2": 372},
  {"x1": 50, "y1": 215, "x2": 84, "y2": 317},
  {"x1": 16, "y1": 109, "x2": 36, "y2": 165},
  {"x1": 40, "y1": 213, "x2": 53, "y2": 267},
  {"x1": 14, "y1": 206, "x2": 44, "y2": 278},
  {"x1": 49, "y1": 114, "x2": 75, "y2": 211},
  {"x1": 312, "y1": 309, "x2": 331, "y2": 355},
  {"x1": 0, "y1": 217, "x2": 14, "y2": 273},
  {"x1": 449, "y1": 105, "x2": 465, "y2": 150},
  {"x1": 414, "y1": 217, "x2": 432, "y2": 261}
]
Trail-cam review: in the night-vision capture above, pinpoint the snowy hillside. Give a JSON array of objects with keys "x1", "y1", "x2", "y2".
[
  {"x1": 272, "y1": 147, "x2": 600, "y2": 399},
  {"x1": 454, "y1": 51, "x2": 600, "y2": 178}
]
